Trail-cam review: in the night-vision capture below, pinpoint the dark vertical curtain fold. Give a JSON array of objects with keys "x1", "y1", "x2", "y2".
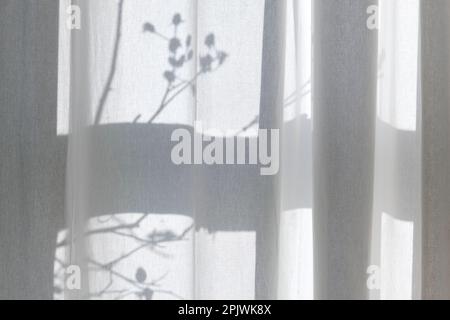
[
  {"x1": 313, "y1": 0, "x2": 378, "y2": 299},
  {"x1": 0, "y1": 0, "x2": 61, "y2": 299},
  {"x1": 421, "y1": 0, "x2": 450, "y2": 300}
]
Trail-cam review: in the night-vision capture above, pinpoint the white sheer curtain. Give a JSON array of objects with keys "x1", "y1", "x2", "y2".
[{"x1": 1, "y1": 0, "x2": 450, "y2": 300}]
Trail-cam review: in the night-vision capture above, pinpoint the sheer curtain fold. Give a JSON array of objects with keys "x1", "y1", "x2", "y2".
[
  {"x1": 421, "y1": 0, "x2": 450, "y2": 300},
  {"x1": 0, "y1": 0, "x2": 61, "y2": 300},
  {"x1": 2, "y1": 0, "x2": 450, "y2": 300},
  {"x1": 313, "y1": 0, "x2": 379, "y2": 300}
]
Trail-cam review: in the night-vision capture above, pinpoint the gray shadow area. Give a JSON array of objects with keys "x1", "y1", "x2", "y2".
[
  {"x1": 0, "y1": 0, "x2": 287, "y2": 300},
  {"x1": 313, "y1": 0, "x2": 378, "y2": 299},
  {"x1": 0, "y1": 0, "x2": 64, "y2": 299}
]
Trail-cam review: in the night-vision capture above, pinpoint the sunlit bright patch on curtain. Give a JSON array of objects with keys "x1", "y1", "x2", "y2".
[
  {"x1": 195, "y1": 229, "x2": 256, "y2": 299},
  {"x1": 196, "y1": 0, "x2": 264, "y2": 136},
  {"x1": 54, "y1": 229, "x2": 69, "y2": 300},
  {"x1": 377, "y1": 0, "x2": 419, "y2": 132},
  {"x1": 57, "y1": 0, "x2": 71, "y2": 136},
  {"x1": 283, "y1": 0, "x2": 311, "y2": 122},
  {"x1": 380, "y1": 212, "x2": 414, "y2": 299},
  {"x1": 278, "y1": 0, "x2": 313, "y2": 300},
  {"x1": 278, "y1": 208, "x2": 313, "y2": 300},
  {"x1": 54, "y1": 213, "x2": 194, "y2": 300}
]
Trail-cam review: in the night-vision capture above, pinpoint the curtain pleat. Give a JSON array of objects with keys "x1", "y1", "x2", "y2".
[
  {"x1": 421, "y1": 0, "x2": 450, "y2": 300},
  {"x1": 1, "y1": 0, "x2": 450, "y2": 300},
  {"x1": 0, "y1": 0, "x2": 60, "y2": 299},
  {"x1": 313, "y1": 0, "x2": 378, "y2": 299}
]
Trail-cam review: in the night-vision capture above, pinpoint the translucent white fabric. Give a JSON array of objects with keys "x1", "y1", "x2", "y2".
[{"x1": 1, "y1": 0, "x2": 450, "y2": 300}]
